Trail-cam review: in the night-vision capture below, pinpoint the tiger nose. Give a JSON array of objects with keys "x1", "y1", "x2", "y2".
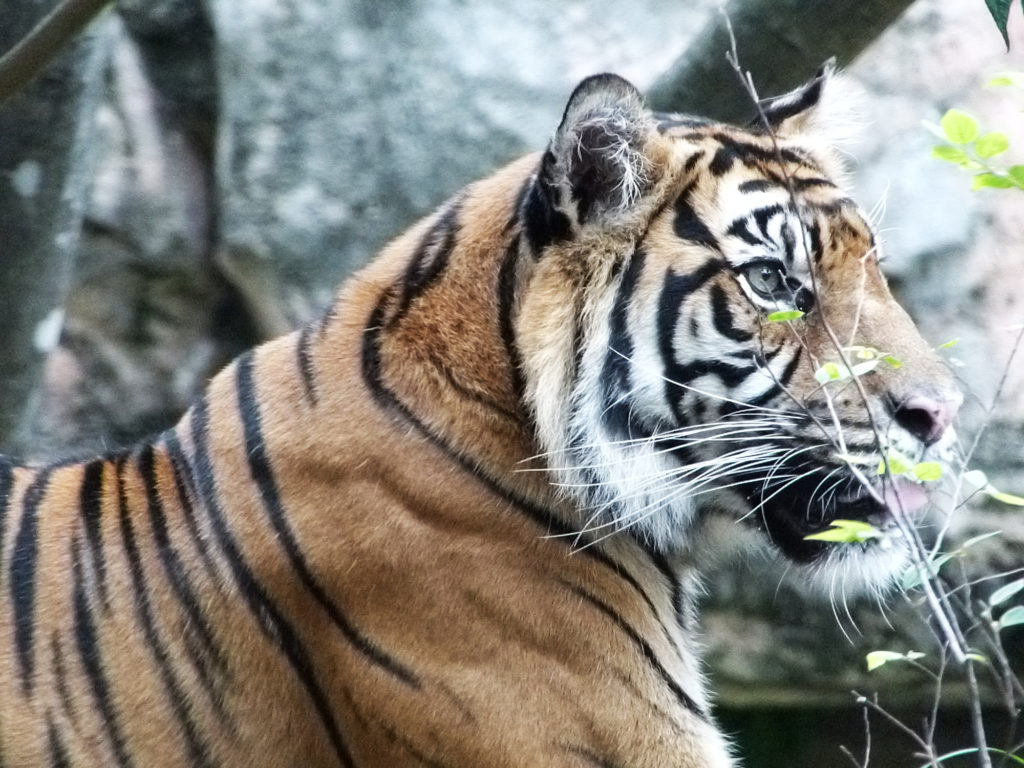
[{"x1": 894, "y1": 393, "x2": 961, "y2": 446}]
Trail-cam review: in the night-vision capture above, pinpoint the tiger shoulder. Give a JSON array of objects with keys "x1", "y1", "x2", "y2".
[{"x1": 0, "y1": 65, "x2": 960, "y2": 767}]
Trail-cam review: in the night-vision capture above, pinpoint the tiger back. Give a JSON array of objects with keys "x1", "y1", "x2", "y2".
[{"x1": 0, "y1": 67, "x2": 959, "y2": 767}]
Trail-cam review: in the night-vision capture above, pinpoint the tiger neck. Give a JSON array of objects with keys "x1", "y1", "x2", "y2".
[{"x1": 357, "y1": 156, "x2": 558, "y2": 514}]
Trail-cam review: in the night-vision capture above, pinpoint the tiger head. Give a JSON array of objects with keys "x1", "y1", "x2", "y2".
[{"x1": 517, "y1": 67, "x2": 961, "y2": 593}]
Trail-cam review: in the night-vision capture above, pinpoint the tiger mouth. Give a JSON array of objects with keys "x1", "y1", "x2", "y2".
[{"x1": 747, "y1": 470, "x2": 925, "y2": 564}]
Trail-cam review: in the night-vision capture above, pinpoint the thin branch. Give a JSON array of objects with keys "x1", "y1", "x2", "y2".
[{"x1": 0, "y1": 0, "x2": 113, "y2": 104}]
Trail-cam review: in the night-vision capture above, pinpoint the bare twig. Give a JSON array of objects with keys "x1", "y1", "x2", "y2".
[{"x1": 0, "y1": 0, "x2": 113, "y2": 104}]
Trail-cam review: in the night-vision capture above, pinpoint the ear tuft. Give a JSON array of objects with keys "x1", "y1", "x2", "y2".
[
  {"x1": 757, "y1": 60, "x2": 866, "y2": 151},
  {"x1": 542, "y1": 73, "x2": 656, "y2": 227}
]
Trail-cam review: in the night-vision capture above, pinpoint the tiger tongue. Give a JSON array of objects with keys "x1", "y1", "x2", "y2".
[{"x1": 881, "y1": 478, "x2": 929, "y2": 517}]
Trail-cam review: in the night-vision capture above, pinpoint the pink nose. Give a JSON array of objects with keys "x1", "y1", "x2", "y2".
[{"x1": 894, "y1": 393, "x2": 961, "y2": 445}]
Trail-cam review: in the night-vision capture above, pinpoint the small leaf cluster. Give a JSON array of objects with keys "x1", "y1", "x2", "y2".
[
  {"x1": 876, "y1": 447, "x2": 943, "y2": 483},
  {"x1": 813, "y1": 346, "x2": 901, "y2": 386},
  {"x1": 900, "y1": 531, "x2": 1002, "y2": 591},
  {"x1": 931, "y1": 88, "x2": 1024, "y2": 191}
]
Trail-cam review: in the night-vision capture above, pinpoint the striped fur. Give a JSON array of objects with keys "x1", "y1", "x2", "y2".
[{"x1": 0, "y1": 69, "x2": 958, "y2": 767}]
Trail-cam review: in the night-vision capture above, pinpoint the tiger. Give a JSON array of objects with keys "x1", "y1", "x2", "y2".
[{"x1": 0, "y1": 64, "x2": 960, "y2": 767}]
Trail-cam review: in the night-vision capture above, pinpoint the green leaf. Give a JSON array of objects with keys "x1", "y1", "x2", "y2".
[
  {"x1": 983, "y1": 0, "x2": 1012, "y2": 47},
  {"x1": 1008, "y1": 165, "x2": 1024, "y2": 187},
  {"x1": 850, "y1": 345, "x2": 877, "y2": 360},
  {"x1": 878, "y1": 448, "x2": 914, "y2": 476},
  {"x1": 940, "y1": 109, "x2": 979, "y2": 144},
  {"x1": 866, "y1": 650, "x2": 903, "y2": 671},
  {"x1": 883, "y1": 354, "x2": 902, "y2": 369},
  {"x1": 962, "y1": 469, "x2": 989, "y2": 494},
  {"x1": 849, "y1": 359, "x2": 880, "y2": 377},
  {"x1": 985, "y1": 485, "x2": 1024, "y2": 506},
  {"x1": 931, "y1": 145, "x2": 971, "y2": 165},
  {"x1": 957, "y1": 530, "x2": 1002, "y2": 551},
  {"x1": 814, "y1": 361, "x2": 842, "y2": 385},
  {"x1": 975, "y1": 132, "x2": 1010, "y2": 158},
  {"x1": 988, "y1": 75, "x2": 1015, "y2": 87},
  {"x1": 901, "y1": 552, "x2": 956, "y2": 590},
  {"x1": 938, "y1": 338, "x2": 959, "y2": 349},
  {"x1": 804, "y1": 519, "x2": 882, "y2": 543},
  {"x1": 866, "y1": 650, "x2": 925, "y2": 672},
  {"x1": 973, "y1": 173, "x2": 1015, "y2": 190},
  {"x1": 989, "y1": 578, "x2": 1024, "y2": 607},
  {"x1": 767, "y1": 309, "x2": 804, "y2": 322},
  {"x1": 998, "y1": 605, "x2": 1024, "y2": 630},
  {"x1": 912, "y1": 462, "x2": 943, "y2": 482}
]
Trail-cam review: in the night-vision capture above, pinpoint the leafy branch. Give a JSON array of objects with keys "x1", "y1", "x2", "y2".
[
  {"x1": 929, "y1": 76, "x2": 1024, "y2": 191},
  {"x1": 724, "y1": 21, "x2": 1024, "y2": 765}
]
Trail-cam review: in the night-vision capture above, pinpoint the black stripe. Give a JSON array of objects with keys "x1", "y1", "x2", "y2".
[
  {"x1": 235, "y1": 352, "x2": 420, "y2": 687},
  {"x1": 393, "y1": 202, "x2": 461, "y2": 324},
  {"x1": 163, "y1": 432, "x2": 219, "y2": 581},
  {"x1": 11, "y1": 468, "x2": 52, "y2": 693},
  {"x1": 563, "y1": 582, "x2": 708, "y2": 721},
  {"x1": 360, "y1": 297, "x2": 664, "y2": 637},
  {"x1": 710, "y1": 132, "x2": 813, "y2": 169},
  {"x1": 672, "y1": 358, "x2": 759, "y2": 389},
  {"x1": 115, "y1": 457, "x2": 215, "y2": 768},
  {"x1": 296, "y1": 324, "x2": 319, "y2": 406},
  {"x1": 188, "y1": 395, "x2": 357, "y2": 768},
  {"x1": 646, "y1": 548, "x2": 687, "y2": 634},
  {"x1": 46, "y1": 717, "x2": 72, "y2": 768},
  {"x1": 725, "y1": 216, "x2": 764, "y2": 247},
  {"x1": 793, "y1": 176, "x2": 836, "y2": 191},
  {"x1": 72, "y1": 539, "x2": 135, "y2": 768},
  {"x1": 777, "y1": 346, "x2": 803, "y2": 389},
  {"x1": 673, "y1": 187, "x2": 718, "y2": 250},
  {"x1": 497, "y1": 234, "x2": 526, "y2": 404},
  {"x1": 79, "y1": 460, "x2": 109, "y2": 609},
  {"x1": 709, "y1": 284, "x2": 753, "y2": 343},
  {"x1": 760, "y1": 76, "x2": 824, "y2": 127},
  {"x1": 51, "y1": 633, "x2": 79, "y2": 730},
  {"x1": 656, "y1": 261, "x2": 726, "y2": 422},
  {"x1": 807, "y1": 219, "x2": 823, "y2": 263},
  {"x1": 738, "y1": 179, "x2": 773, "y2": 193},
  {"x1": 137, "y1": 444, "x2": 230, "y2": 718},
  {"x1": 523, "y1": 158, "x2": 572, "y2": 255},
  {"x1": 0, "y1": 457, "x2": 13, "y2": 579},
  {"x1": 708, "y1": 145, "x2": 737, "y2": 176},
  {"x1": 753, "y1": 204, "x2": 785, "y2": 241},
  {"x1": 682, "y1": 150, "x2": 705, "y2": 175},
  {"x1": 601, "y1": 249, "x2": 645, "y2": 440}
]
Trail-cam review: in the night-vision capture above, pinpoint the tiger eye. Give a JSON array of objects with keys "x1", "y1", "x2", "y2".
[{"x1": 745, "y1": 263, "x2": 784, "y2": 297}]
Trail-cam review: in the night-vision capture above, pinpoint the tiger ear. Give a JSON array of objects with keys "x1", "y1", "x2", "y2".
[
  {"x1": 757, "y1": 59, "x2": 863, "y2": 147},
  {"x1": 537, "y1": 74, "x2": 657, "y2": 231}
]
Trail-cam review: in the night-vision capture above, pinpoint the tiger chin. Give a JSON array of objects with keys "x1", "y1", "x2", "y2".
[{"x1": 0, "y1": 65, "x2": 960, "y2": 767}]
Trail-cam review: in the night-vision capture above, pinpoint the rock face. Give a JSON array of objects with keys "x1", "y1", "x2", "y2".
[
  {"x1": 0, "y1": 5, "x2": 108, "y2": 456},
  {"x1": 2, "y1": 0, "x2": 1022, "y2": 760}
]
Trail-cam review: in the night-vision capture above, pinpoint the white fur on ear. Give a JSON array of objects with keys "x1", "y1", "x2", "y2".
[{"x1": 759, "y1": 61, "x2": 868, "y2": 153}]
